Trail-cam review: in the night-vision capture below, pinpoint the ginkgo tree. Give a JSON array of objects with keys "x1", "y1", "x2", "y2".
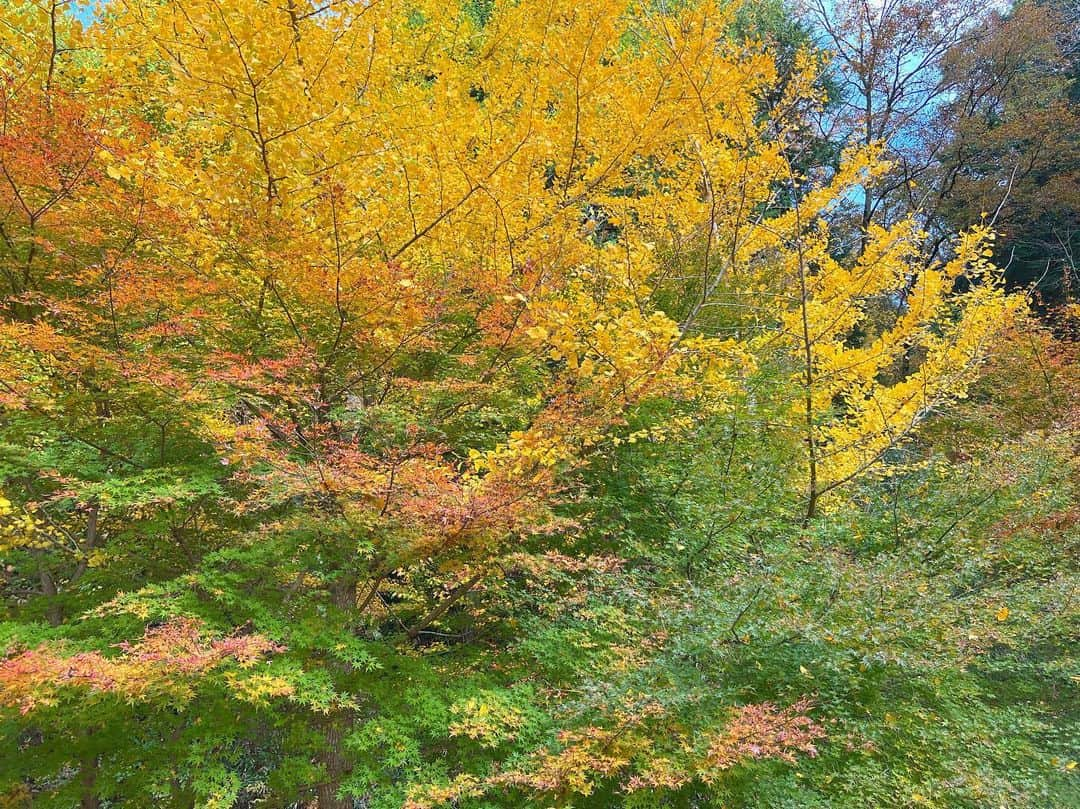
[{"x1": 0, "y1": 0, "x2": 1022, "y2": 806}]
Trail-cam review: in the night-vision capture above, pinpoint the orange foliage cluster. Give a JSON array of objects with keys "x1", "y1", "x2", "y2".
[
  {"x1": 406, "y1": 699, "x2": 824, "y2": 806},
  {"x1": 699, "y1": 699, "x2": 825, "y2": 776},
  {"x1": 0, "y1": 619, "x2": 281, "y2": 714}
]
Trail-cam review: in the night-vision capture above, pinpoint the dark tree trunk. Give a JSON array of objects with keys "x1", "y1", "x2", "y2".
[
  {"x1": 79, "y1": 753, "x2": 100, "y2": 809},
  {"x1": 316, "y1": 713, "x2": 353, "y2": 809}
]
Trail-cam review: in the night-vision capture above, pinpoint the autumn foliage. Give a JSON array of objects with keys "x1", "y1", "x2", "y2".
[{"x1": 0, "y1": 0, "x2": 1074, "y2": 807}]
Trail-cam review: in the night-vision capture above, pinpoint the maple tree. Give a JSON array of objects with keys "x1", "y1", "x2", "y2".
[{"x1": 0, "y1": 1, "x2": 1074, "y2": 808}]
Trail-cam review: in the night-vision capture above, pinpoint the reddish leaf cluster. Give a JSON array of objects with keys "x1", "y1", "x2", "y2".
[
  {"x1": 701, "y1": 700, "x2": 826, "y2": 775},
  {"x1": 0, "y1": 618, "x2": 282, "y2": 714}
]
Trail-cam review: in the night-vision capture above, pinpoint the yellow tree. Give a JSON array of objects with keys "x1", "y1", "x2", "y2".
[
  {"x1": 84, "y1": 0, "x2": 773, "y2": 602},
  {"x1": 776, "y1": 190, "x2": 1017, "y2": 521},
  {"x1": 79, "y1": 1, "x2": 781, "y2": 802}
]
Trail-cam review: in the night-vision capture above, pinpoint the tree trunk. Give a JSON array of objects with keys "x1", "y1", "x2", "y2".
[
  {"x1": 79, "y1": 753, "x2": 100, "y2": 809},
  {"x1": 36, "y1": 554, "x2": 62, "y2": 627},
  {"x1": 316, "y1": 577, "x2": 358, "y2": 808},
  {"x1": 316, "y1": 714, "x2": 353, "y2": 809}
]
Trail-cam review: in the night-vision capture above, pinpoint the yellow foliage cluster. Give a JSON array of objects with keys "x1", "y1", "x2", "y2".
[
  {"x1": 0, "y1": 496, "x2": 53, "y2": 554},
  {"x1": 448, "y1": 692, "x2": 526, "y2": 748},
  {"x1": 1, "y1": 0, "x2": 1015, "y2": 579}
]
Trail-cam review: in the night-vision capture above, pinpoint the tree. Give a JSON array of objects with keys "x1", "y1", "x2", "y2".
[
  {"x1": 798, "y1": 0, "x2": 1080, "y2": 304},
  {"x1": 935, "y1": 0, "x2": 1080, "y2": 307},
  {"x1": 795, "y1": 0, "x2": 993, "y2": 247}
]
